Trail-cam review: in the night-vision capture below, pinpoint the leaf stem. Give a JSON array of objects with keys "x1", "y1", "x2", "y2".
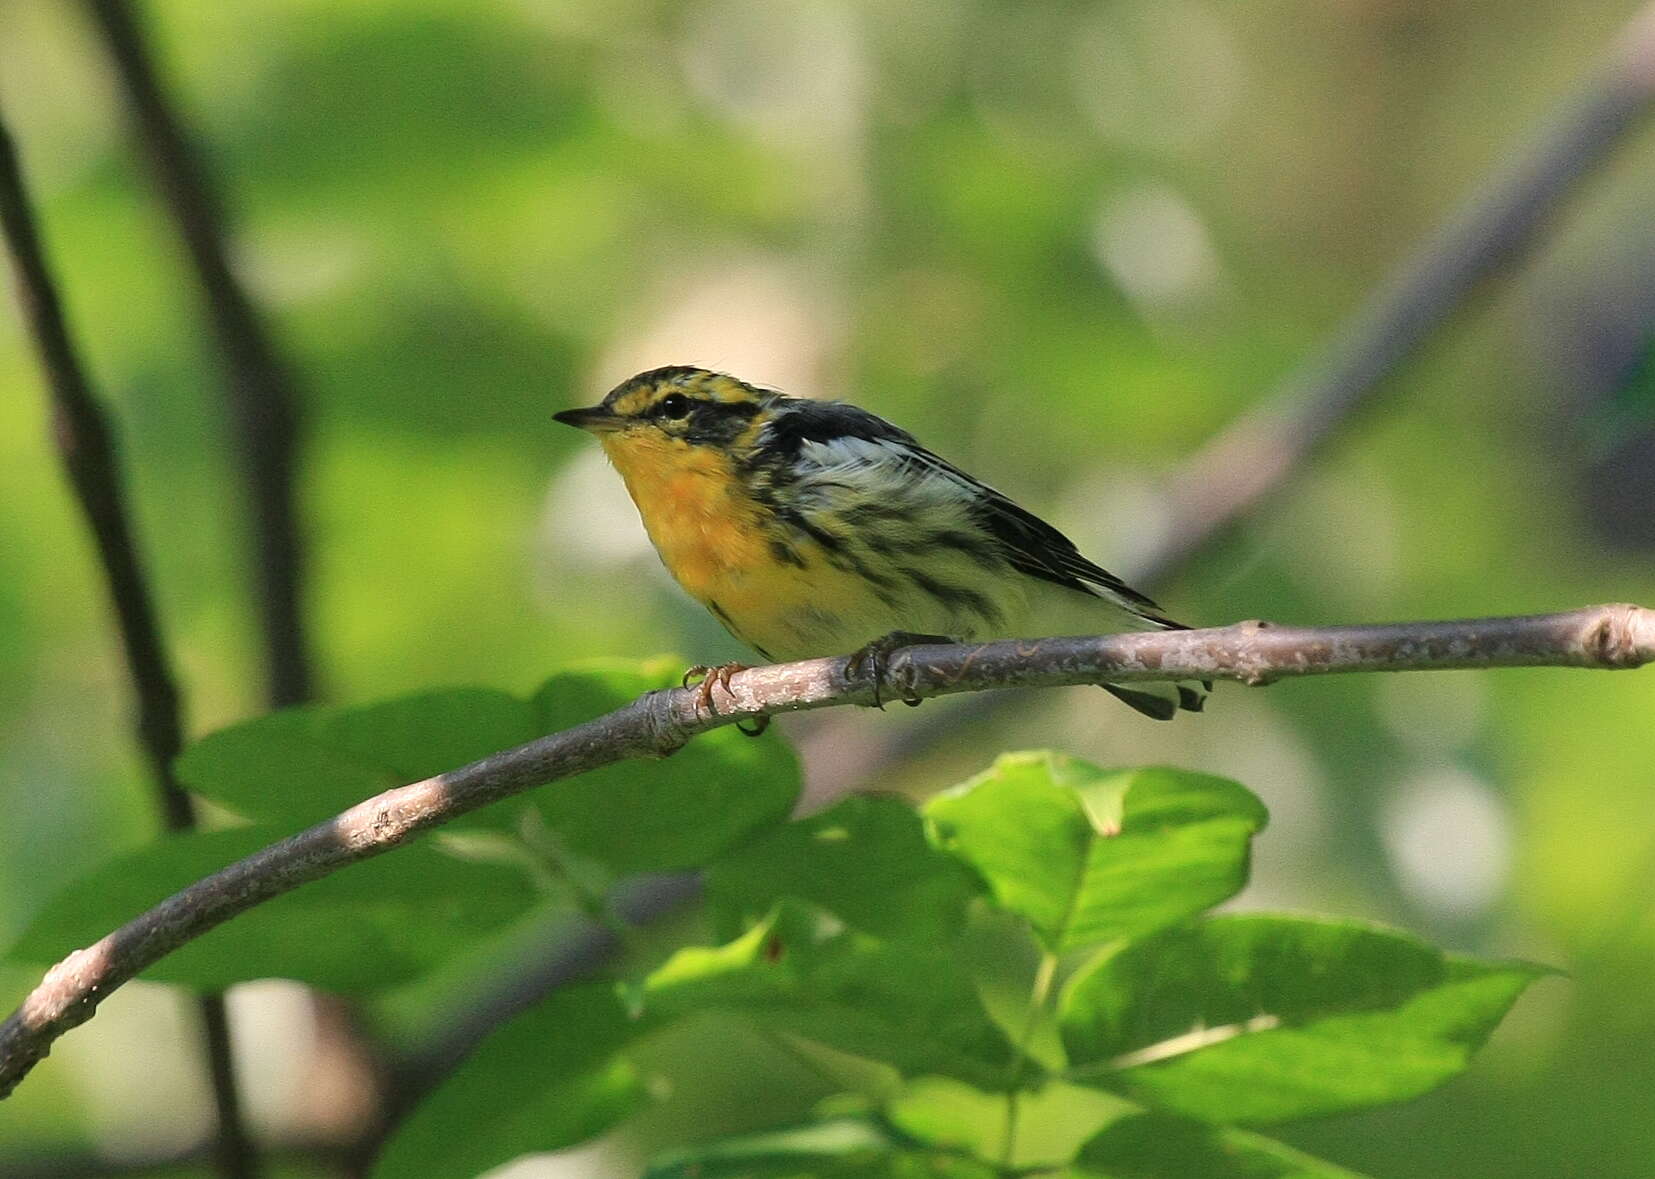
[
  {"x1": 1065, "y1": 1013, "x2": 1284, "y2": 1082},
  {"x1": 1000, "y1": 950, "x2": 1059, "y2": 1168}
]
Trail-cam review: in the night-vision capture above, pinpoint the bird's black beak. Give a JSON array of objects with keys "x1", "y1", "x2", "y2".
[{"x1": 553, "y1": 405, "x2": 623, "y2": 433}]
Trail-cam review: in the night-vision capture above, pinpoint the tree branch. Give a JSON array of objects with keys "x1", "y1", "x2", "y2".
[
  {"x1": 380, "y1": 872, "x2": 701, "y2": 1124},
  {"x1": 0, "y1": 604, "x2": 1650, "y2": 1099},
  {"x1": 1138, "y1": 0, "x2": 1655, "y2": 587},
  {"x1": 367, "y1": 5, "x2": 1655, "y2": 1117},
  {"x1": 846, "y1": 0, "x2": 1655, "y2": 798},
  {"x1": 0, "y1": 106, "x2": 258, "y2": 1176},
  {"x1": 82, "y1": 0, "x2": 315, "y2": 708},
  {"x1": 0, "y1": 83, "x2": 190, "y2": 834}
]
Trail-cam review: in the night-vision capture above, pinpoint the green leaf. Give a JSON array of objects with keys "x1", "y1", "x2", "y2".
[
  {"x1": 320, "y1": 688, "x2": 541, "y2": 786},
  {"x1": 175, "y1": 664, "x2": 801, "y2": 869},
  {"x1": 882, "y1": 1081, "x2": 1365, "y2": 1177},
  {"x1": 644, "y1": 902, "x2": 1019, "y2": 1089},
  {"x1": 528, "y1": 662, "x2": 799, "y2": 873},
  {"x1": 886, "y1": 1078, "x2": 1132, "y2": 1171},
  {"x1": 176, "y1": 688, "x2": 540, "y2": 827},
  {"x1": 374, "y1": 983, "x2": 645, "y2": 1179},
  {"x1": 925, "y1": 755, "x2": 1266, "y2": 953},
  {"x1": 705, "y1": 794, "x2": 982, "y2": 944},
  {"x1": 1060, "y1": 914, "x2": 1549, "y2": 1123},
  {"x1": 175, "y1": 708, "x2": 392, "y2": 826},
  {"x1": 643, "y1": 1116, "x2": 997, "y2": 1179},
  {"x1": 643, "y1": 1118, "x2": 897, "y2": 1179},
  {"x1": 7, "y1": 827, "x2": 541, "y2": 991},
  {"x1": 1070, "y1": 1111, "x2": 1369, "y2": 1178}
]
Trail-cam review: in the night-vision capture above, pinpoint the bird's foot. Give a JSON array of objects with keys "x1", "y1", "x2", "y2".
[
  {"x1": 682, "y1": 662, "x2": 769, "y2": 736},
  {"x1": 845, "y1": 631, "x2": 952, "y2": 708}
]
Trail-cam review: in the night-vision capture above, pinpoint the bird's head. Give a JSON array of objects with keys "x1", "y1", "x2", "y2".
[{"x1": 554, "y1": 367, "x2": 775, "y2": 463}]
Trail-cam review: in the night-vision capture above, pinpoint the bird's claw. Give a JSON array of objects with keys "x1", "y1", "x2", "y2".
[
  {"x1": 682, "y1": 662, "x2": 769, "y2": 736},
  {"x1": 845, "y1": 631, "x2": 949, "y2": 708}
]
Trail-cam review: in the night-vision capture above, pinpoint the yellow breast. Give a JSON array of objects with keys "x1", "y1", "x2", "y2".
[
  {"x1": 598, "y1": 431, "x2": 885, "y2": 658},
  {"x1": 601, "y1": 432, "x2": 770, "y2": 601}
]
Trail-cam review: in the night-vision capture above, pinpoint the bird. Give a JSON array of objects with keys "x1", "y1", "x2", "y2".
[{"x1": 554, "y1": 366, "x2": 1207, "y2": 723}]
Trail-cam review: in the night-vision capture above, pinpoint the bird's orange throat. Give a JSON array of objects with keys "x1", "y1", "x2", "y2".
[{"x1": 599, "y1": 433, "x2": 770, "y2": 607}]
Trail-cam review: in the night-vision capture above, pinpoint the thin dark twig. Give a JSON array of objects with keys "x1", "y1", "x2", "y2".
[
  {"x1": 1, "y1": 602, "x2": 1651, "y2": 1099},
  {"x1": 379, "y1": 871, "x2": 701, "y2": 1125},
  {"x1": 0, "y1": 110, "x2": 258, "y2": 1179},
  {"x1": 83, "y1": 0, "x2": 313, "y2": 708},
  {"x1": 0, "y1": 113, "x2": 190, "y2": 831},
  {"x1": 195, "y1": 996, "x2": 258, "y2": 1179}
]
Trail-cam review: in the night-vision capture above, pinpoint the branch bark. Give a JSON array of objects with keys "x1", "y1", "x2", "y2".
[
  {"x1": 0, "y1": 106, "x2": 258, "y2": 1178},
  {"x1": 846, "y1": 0, "x2": 1655, "y2": 797},
  {"x1": 1, "y1": 604, "x2": 1650, "y2": 1099}
]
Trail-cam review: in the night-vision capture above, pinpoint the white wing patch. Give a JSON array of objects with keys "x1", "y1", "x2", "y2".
[{"x1": 794, "y1": 435, "x2": 980, "y2": 513}]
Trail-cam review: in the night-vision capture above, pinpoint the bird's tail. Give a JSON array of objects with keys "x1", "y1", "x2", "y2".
[
  {"x1": 1102, "y1": 679, "x2": 1209, "y2": 721},
  {"x1": 1098, "y1": 610, "x2": 1210, "y2": 720}
]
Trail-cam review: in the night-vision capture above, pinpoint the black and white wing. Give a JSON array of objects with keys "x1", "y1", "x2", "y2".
[
  {"x1": 963, "y1": 482, "x2": 1181, "y2": 628},
  {"x1": 751, "y1": 398, "x2": 1206, "y2": 719},
  {"x1": 756, "y1": 397, "x2": 1182, "y2": 626}
]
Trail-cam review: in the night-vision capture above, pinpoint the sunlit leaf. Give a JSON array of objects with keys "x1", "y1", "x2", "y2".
[
  {"x1": 885, "y1": 1077, "x2": 1131, "y2": 1171},
  {"x1": 642, "y1": 1115, "x2": 997, "y2": 1179},
  {"x1": 926, "y1": 755, "x2": 1266, "y2": 953},
  {"x1": 1060, "y1": 914, "x2": 1549, "y2": 1123},
  {"x1": 643, "y1": 1118, "x2": 897, "y2": 1179},
  {"x1": 882, "y1": 1080, "x2": 1366, "y2": 1176}
]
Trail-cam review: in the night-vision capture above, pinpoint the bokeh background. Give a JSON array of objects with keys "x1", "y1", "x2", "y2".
[{"x1": 2, "y1": 0, "x2": 1654, "y2": 1176}]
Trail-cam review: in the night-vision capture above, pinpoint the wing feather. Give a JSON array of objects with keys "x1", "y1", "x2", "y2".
[
  {"x1": 756, "y1": 397, "x2": 1184, "y2": 629},
  {"x1": 894, "y1": 444, "x2": 1180, "y2": 629},
  {"x1": 966, "y1": 483, "x2": 1177, "y2": 624}
]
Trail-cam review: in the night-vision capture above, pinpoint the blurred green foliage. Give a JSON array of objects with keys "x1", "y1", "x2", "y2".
[
  {"x1": 377, "y1": 983, "x2": 646, "y2": 1179},
  {"x1": 8, "y1": 825, "x2": 541, "y2": 992},
  {"x1": 3, "y1": 737, "x2": 1541, "y2": 1177},
  {"x1": 1, "y1": 0, "x2": 1654, "y2": 1175}
]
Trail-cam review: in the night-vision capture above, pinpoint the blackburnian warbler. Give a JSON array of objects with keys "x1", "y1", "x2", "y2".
[{"x1": 555, "y1": 366, "x2": 1207, "y2": 721}]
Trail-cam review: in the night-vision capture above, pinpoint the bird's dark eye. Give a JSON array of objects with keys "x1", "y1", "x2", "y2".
[{"x1": 658, "y1": 393, "x2": 691, "y2": 420}]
